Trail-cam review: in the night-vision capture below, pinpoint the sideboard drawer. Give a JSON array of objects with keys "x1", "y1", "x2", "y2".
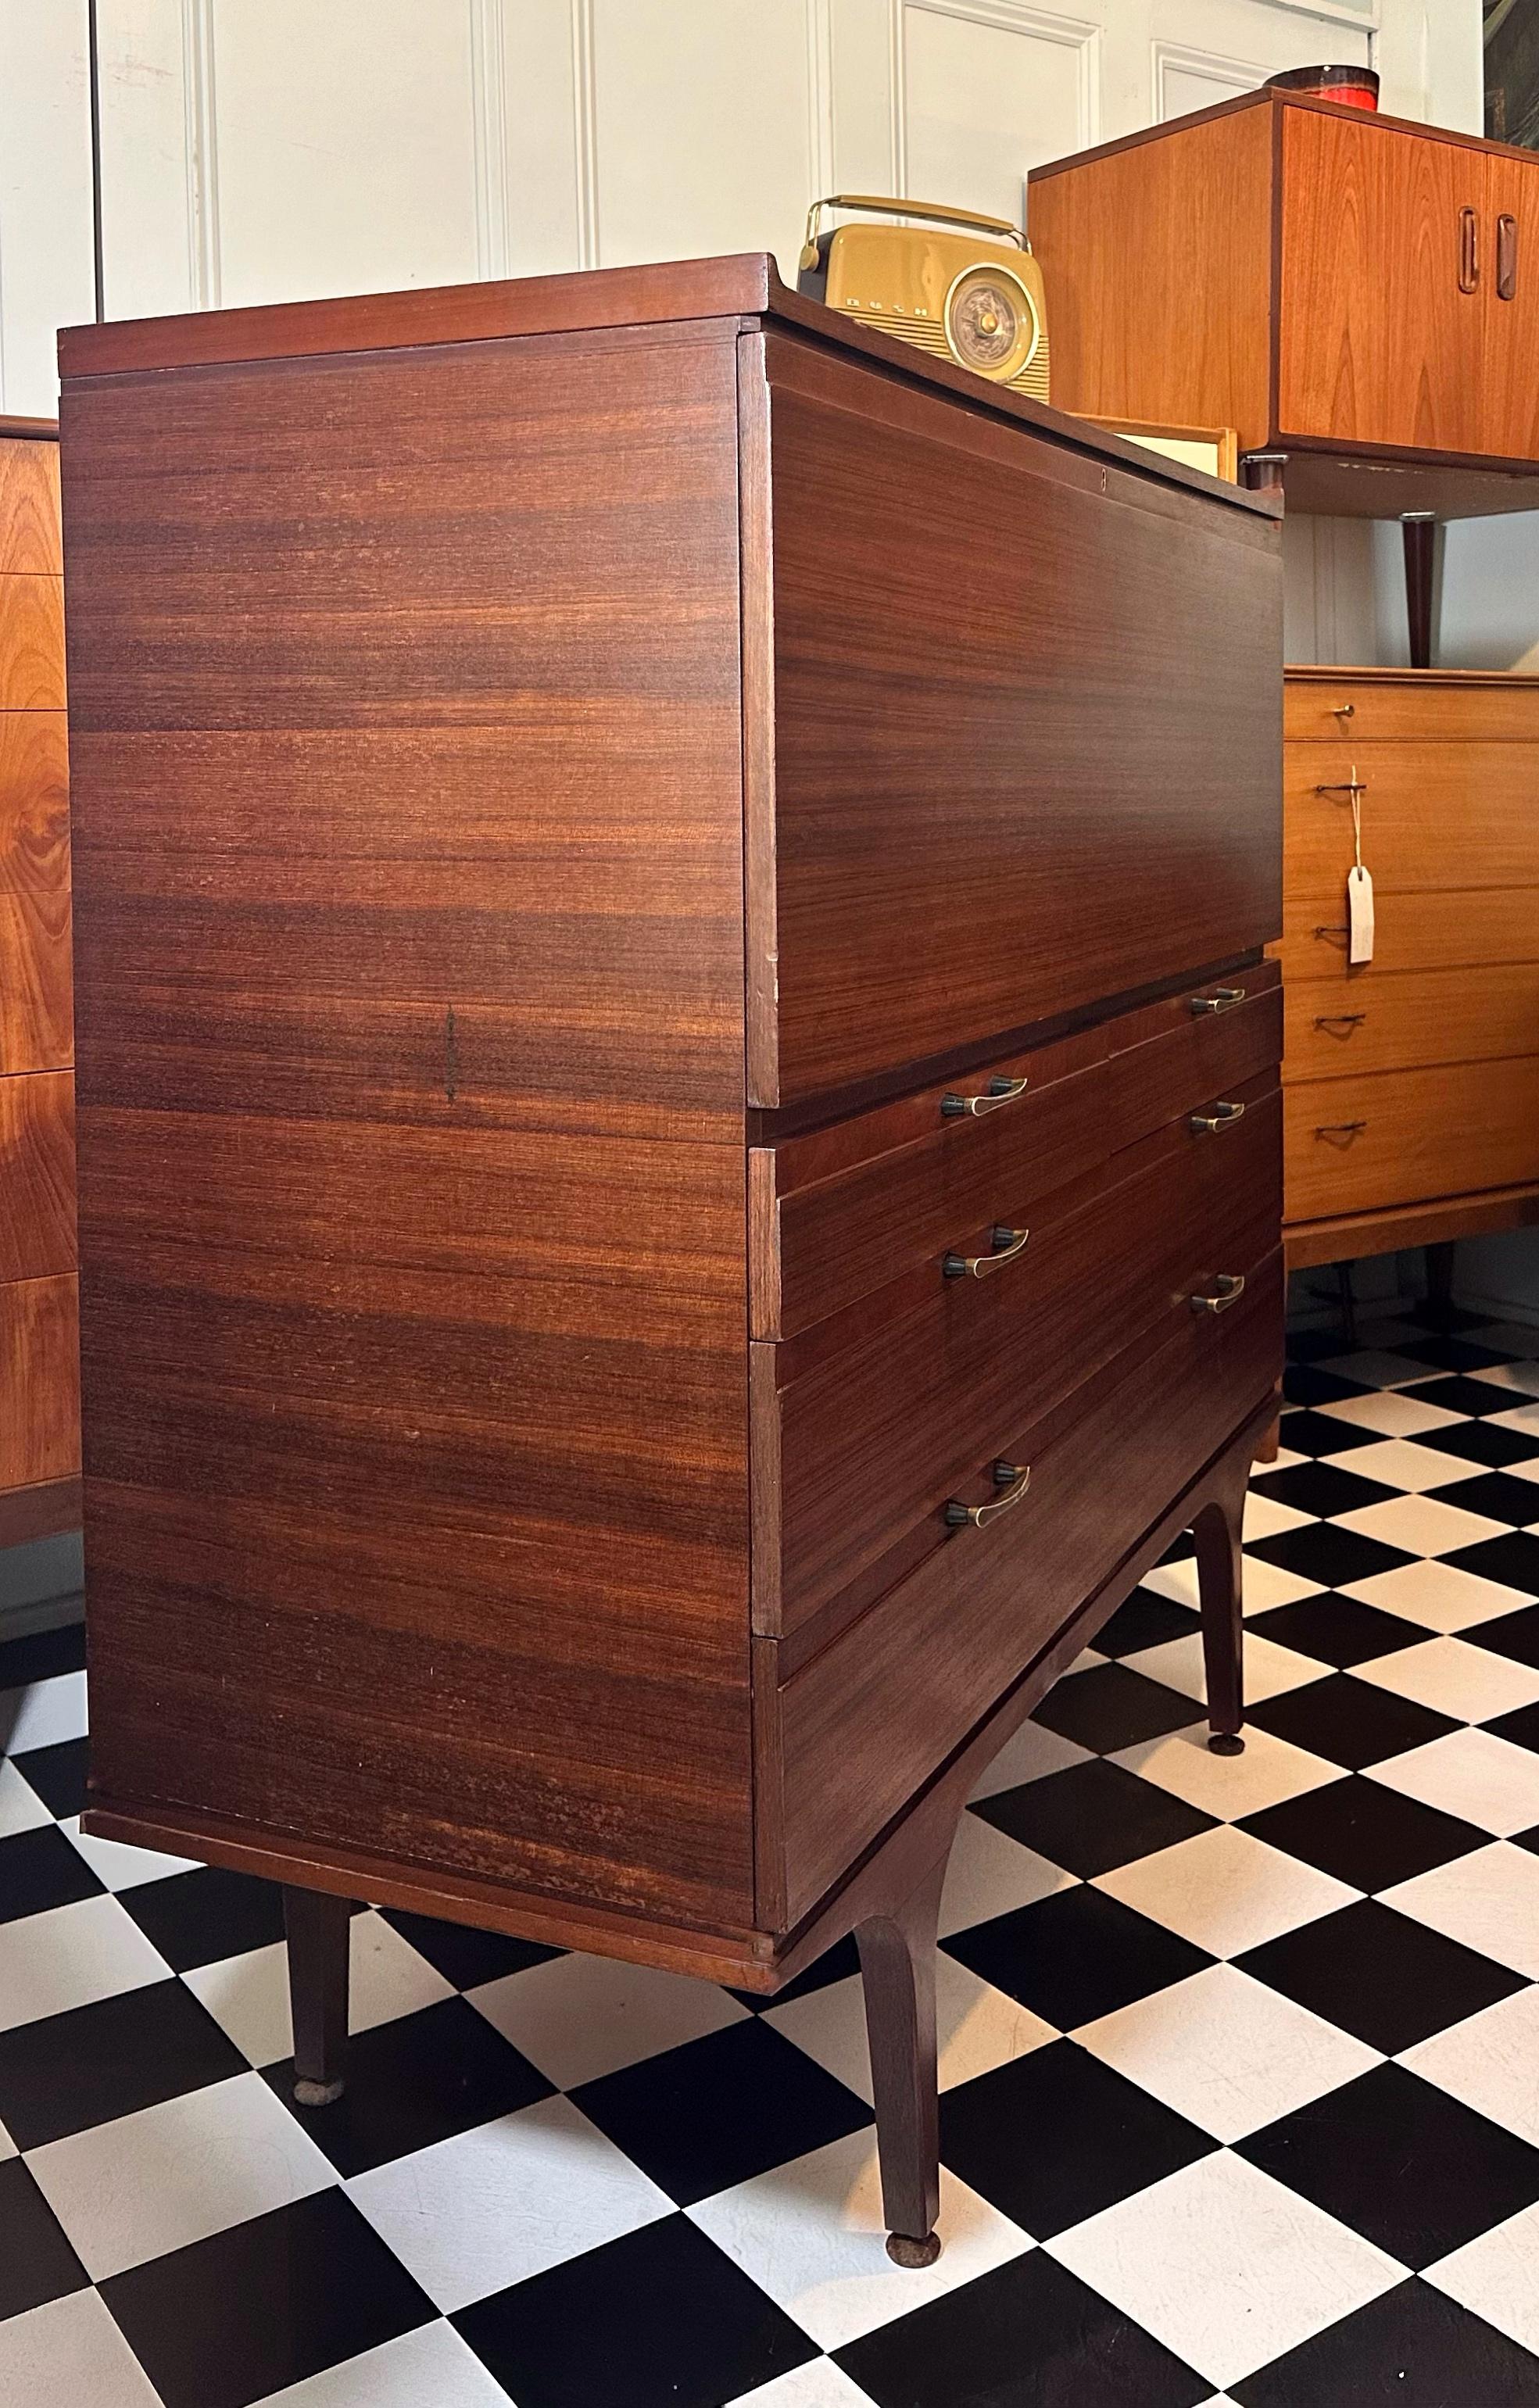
[
  {"x1": 753, "y1": 968, "x2": 1281, "y2": 1342},
  {"x1": 1286, "y1": 675, "x2": 1539, "y2": 747},
  {"x1": 1285, "y1": 964, "x2": 1539, "y2": 1084},
  {"x1": 1273, "y1": 888, "x2": 1539, "y2": 986},
  {"x1": 773, "y1": 1248, "x2": 1283, "y2": 1922},
  {"x1": 1283, "y1": 743, "x2": 1539, "y2": 900},
  {"x1": 0, "y1": 1272, "x2": 79, "y2": 1491},
  {"x1": 1286, "y1": 1059, "x2": 1539, "y2": 1223},
  {"x1": 757, "y1": 1079, "x2": 1280, "y2": 1640}
]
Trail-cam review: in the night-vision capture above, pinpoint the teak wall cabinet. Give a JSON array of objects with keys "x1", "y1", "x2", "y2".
[
  {"x1": 0, "y1": 418, "x2": 78, "y2": 1549},
  {"x1": 59, "y1": 257, "x2": 1283, "y2": 2263},
  {"x1": 1029, "y1": 90, "x2": 1539, "y2": 516}
]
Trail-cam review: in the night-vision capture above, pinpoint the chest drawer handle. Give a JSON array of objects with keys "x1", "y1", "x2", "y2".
[
  {"x1": 941, "y1": 1075, "x2": 1029, "y2": 1119},
  {"x1": 1315, "y1": 1120, "x2": 1367, "y2": 1140},
  {"x1": 943, "y1": 1225, "x2": 1030, "y2": 1279},
  {"x1": 1315, "y1": 1013, "x2": 1366, "y2": 1034},
  {"x1": 1191, "y1": 1273, "x2": 1245, "y2": 1315},
  {"x1": 946, "y1": 1462, "x2": 1031, "y2": 1529},
  {"x1": 1190, "y1": 987, "x2": 1245, "y2": 1016},
  {"x1": 1190, "y1": 1100, "x2": 1246, "y2": 1135},
  {"x1": 1316, "y1": 780, "x2": 1368, "y2": 798}
]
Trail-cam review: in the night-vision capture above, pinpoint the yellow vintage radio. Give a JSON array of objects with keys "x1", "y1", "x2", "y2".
[{"x1": 797, "y1": 194, "x2": 1050, "y2": 402}]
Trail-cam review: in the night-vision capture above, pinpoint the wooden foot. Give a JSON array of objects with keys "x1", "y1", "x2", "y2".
[
  {"x1": 1194, "y1": 1452, "x2": 1247, "y2": 1751},
  {"x1": 285, "y1": 1886, "x2": 352, "y2": 2106},
  {"x1": 857, "y1": 1853, "x2": 948, "y2": 2266},
  {"x1": 1253, "y1": 1414, "x2": 1281, "y2": 1468}
]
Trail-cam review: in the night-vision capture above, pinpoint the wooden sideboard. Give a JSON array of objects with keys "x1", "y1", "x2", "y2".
[
  {"x1": 0, "y1": 418, "x2": 78, "y2": 1551},
  {"x1": 1280, "y1": 667, "x2": 1539, "y2": 1272},
  {"x1": 59, "y1": 256, "x2": 1282, "y2": 2264},
  {"x1": 1028, "y1": 90, "x2": 1539, "y2": 521}
]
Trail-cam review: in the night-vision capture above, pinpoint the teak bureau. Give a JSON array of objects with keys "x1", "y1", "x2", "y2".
[{"x1": 59, "y1": 256, "x2": 1283, "y2": 2263}]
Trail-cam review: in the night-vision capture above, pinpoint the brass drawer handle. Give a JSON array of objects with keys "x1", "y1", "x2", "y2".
[
  {"x1": 1315, "y1": 780, "x2": 1368, "y2": 797},
  {"x1": 1315, "y1": 1013, "x2": 1365, "y2": 1033},
  {"x1": 941, "y1": 1074, "x2": 1028, "y2": 1120},
  {"x1": 1190, "y1": 986, "x2": 1245, "y2": 1016},
  {"x1": 946, "y1": 1461, "x2": 1031, "y2": 1530},
  {"x1": 1190, "y1": 1273, "x2": 1245, "y2": 1315},
  {"x1": 1315, "y1": 1119, "x2": 1367, "y2": 1140},
  {"x1": 943, "y1": 1225, "x2": 1030, "y2": 1280},
  {"x1": 1190, "y1": 1100, "x2": 1246, "y2": 1136}
]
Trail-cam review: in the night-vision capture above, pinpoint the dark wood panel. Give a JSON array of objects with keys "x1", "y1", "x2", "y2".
[
  {"x1": 0, "y1": 1072, "x2": 76, "y2": 1280},
  {"x1": 754, "y1": 337, "x2": 1282, "y2": 1103},
  {"x1": 776, "y1": 1251, "x2": 1283, "y2": 1923},
  {"x1": 0, "y1": 1273, "x2": 79, "y2": 1490},
  {"x1": 0, "y1": 437, "x2": 62, "y2": 574}
]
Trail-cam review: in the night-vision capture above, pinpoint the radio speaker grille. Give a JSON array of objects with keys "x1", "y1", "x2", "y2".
[{"x1": 850, "y1": 305, "x2": 1050, "y2": 403}]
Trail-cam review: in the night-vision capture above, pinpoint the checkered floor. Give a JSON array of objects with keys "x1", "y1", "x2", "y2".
[{"x1": 7, "y1": 1304, "x2": 1539, "y2": 2406}]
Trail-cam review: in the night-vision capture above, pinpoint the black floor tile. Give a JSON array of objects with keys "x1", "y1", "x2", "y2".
[
  {"x1": 1091, "y1": 1590, "x2": 1201, "y2": 1659},
  {"x1": 838, "y1": 2244, "x2": 1210, "y2": 2408},
  {"x1": 1250, "y1": 1462, "x2": 1395, "y2": 1519},
  {"x1": 1240, "y1": 1776, "x2": 1487, "y2": 1894},
  {"x1": 1246, "y1": 1673, "x2": 1458, "y2": 1769},
  {"x1": 1404, "y1": 1375, "x2": 1519, "y2": 1419},
  {"x1": 0, "y1": 1978, "x2": 245, "y2": 2149},
  {"x1": 1286, "y1": 1324, "x2": 1351, "y2": 1364},
  {"x1": 0, "y1": 1619, "x2": 84, "y2": 1693},
  {"x1": 102, "y1": 2185, "x2": 435, "y2": 2408},
  {"x1": 1391, "y1": 1336, "x2": 1516, "y2": 1374},
  {"x1": 939, "y1": 2041, "x2": 1214, "y2": 2240},
  {"x1": 380, "y1": 1907, "x2": 562, "y2": 1991},
  {"x1": 0, "y1": 2156, "x2": 88, "y2": 2322},
  {"x1": 1465, "y1": 1605, "x2": 1539, "y2": 1669},
  {"x1": 1239, "y1": 2062, "x2": 1539, "y2": 2267},
  {"x1": 1245, "y1": 1524, "x2": 1413, "y2": 1591},
  {"x1": 1029, "y1": 1665, "x2": 1198, "y2": 1755},
  {"x1": 121, "y1": 1866, "x2": 288, "y2": 1972},
  {"x1": 1248, "y1": 1593, "x2": 1426, "y2": 1669},
  {"x1": 264, "y1": 1994, "x2": 552, "y2": 2176},
  {"x1": 1400, "y1": 1301, "x2": 1491, "y2": 1333},
  {"x1": 1283, "y1": 1365, "x2": 1371, "y2": 1409},
  {"x1": 456, "y1": 2214, "x2": 815, "y2": 2408},
  {"x1": 973, "y1": 1758, "x2": 1215, "y2": 1878},
  {"x1": 944, "y1": 1884, "x2": 1213, "y2": 2032},
  {"x1": 573, "y1": 2014, "x2": 868, "y2": 2207},
  {"x1": 0, "y1": 1823, "x2": 103, "y2": 1924},
  {"x1": 1233, "y1": 2277, "x2": 1539, "y2": 2408},
  {"x1": 1443, "y1": 1532, "x2": 1539, "y2": 1598},
  {"x1": 1237, "y1": 1898, "x2": 1525, "y2": 2055},
  {"x1": 1487, "y1": 1700, "x2": 1539, "y2": 1756},
  {"x1": 1422, "y1": 1416, "x2": 1539, "y2": 1470},
  {"x1": 1154, "y1": 1530, "x2": 1196, "y2": 1565},
  {"x1": 1272, "y1": 1410, "x2": 1377, "y2": 1459},
  {"x1": 9, "y1": 1736, "x2": 89, "y2": 1819},
  {"x1": 1426, "y1": 1470, "x2": 1539, "y2": 1527}
]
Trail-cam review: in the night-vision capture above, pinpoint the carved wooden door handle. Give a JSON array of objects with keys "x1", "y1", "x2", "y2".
[
  {"x1": 1498, "y1": 213, "x2": 1519, "y2": 301},
  {"x1": 1460, "y1": 206, "x2": 1480, "y2": 294}
]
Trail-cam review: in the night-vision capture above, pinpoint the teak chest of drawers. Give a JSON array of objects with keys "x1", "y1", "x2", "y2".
[
  {"x1": 1280, "y1": 667, "x2": 1539, "y2": 1271},
  {"x1": 0, "y1": 417, "x2": 78, "y2": 1549},
  {"x1": 59, "y1": 255, "x2": 1283, "y2": 2263}
]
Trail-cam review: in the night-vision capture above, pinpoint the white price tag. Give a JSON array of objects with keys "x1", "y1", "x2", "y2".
[{"x1": 1348, "y1": 864, "x2": 1375, "y2": 964}]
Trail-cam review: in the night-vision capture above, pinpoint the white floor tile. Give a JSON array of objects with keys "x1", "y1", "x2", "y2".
[
  {"x1": 1315, "y1": 1351, "x2": 1431, "y2": 1390},
  {"x1": 1426, "y1": 2199, "x2": 1539, "y2": 2359},
  {"x1": 1269, "y1": 1447, "x2": 1309, "y2": 1471},
  {"x1": 689, "y1": 2127, "x2": 1030, "y2": 2352},
  {"x1": 1478, "y1": 1362, "x2": 1539, "y2": 1401},
  {"x1": 0, "y1": 1759, "x2": 52, "y2": 1837},
  {"x1": 0, "y1": 1673, "x2": 88, "y2": 1754},
  {"x1": 1330, "y1": 1438, "x2": 1489, "y2": 1494},
  {"x1": 1048, "y1": 2151, "x2": 1404, "y2": 2391},
  {"x1": 1111, "y1": 1723, "x2": 1342, "y2": 1821},
  {"x1": 1094, "y1": 1826, "x2": 1358, "y2": 1958},
  {"x1": 1242, "y1": 1493, "x2": 1317, "y2": 1541},
  {"x1": 1074, "y1": 1964, "x2": 1380, "y2": 2143},
  {"x1": 968, "y1": 1717, "x2": 1091, "y2": 1800},
  {"x1": 766, "y1": 1958, "x2": 1051, "y2": 2106},
  {"x1": 1401, "y1": 1984, "x2": 1539, "y2": 2146},
  {"x1": 28, "y1": 2070, "x2": 335, "y2": 2281},
  {"x1": 347, "y1": 2093, "x2": 671, "y2": 2313},
  {"x1": 1383, "y1": 1844, "x2": 1539, "y2": 1977},
  {"x1": 469, "y1": 1949, "x2": 750, "y2": 2089},
  {"x1": 1121, "y1": 1632, "x2": 1325, "y2": 1709},
  {"x1": 1333, "y1": 1495, "x2": 1508, "y2": 1558},
  {"x1": 0, "y1": 1895, "x2": 167, "y2": 2034},
  {"x1": 1341, "y1": 1558, "x2": 1534, "y2": 1633},
  {"x1": 939, "y1": 1813, "x2": 1076, "y2": 1941},
  {"x1": 1491, "y1": 1401, "x2": 1539, "y2": 1440},
  {"x1": 1315, "y1": 1391, "x2": 1462, "y2": 1438},
  {"x1": 249, "y1": 2318, "x2": 515, "y2": 2408},
  {"x1": 728, "y1": 2362, "x2": 879, "y2": 2407},
  {"x1": 1355, "y1": 1637, "x2": 1539, "y2": 1723},
  {"x1": 59, "y1": 1816, "x2": 199, "y2": 1891},
  {"x1": 0, "y1": 2115, "x2": 15, "y2": 2162},
  {"x1": 0, "y1": 2292, "x2": 161, "y2": 2408},
  {"x1": 1367, "y1": 1729, "x2": 1539, "y2": 1837},
  {"x1": 183, "y1": 1912, "x2": 453, "y2": 2067},
  {"x1": 1140, "y1": 1555, "x2": 1322, "y2": 1615}
]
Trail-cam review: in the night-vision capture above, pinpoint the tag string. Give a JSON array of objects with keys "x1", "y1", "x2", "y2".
[{"x1": 1350, "y1": 765, "x2": 1362, "y2": 872}]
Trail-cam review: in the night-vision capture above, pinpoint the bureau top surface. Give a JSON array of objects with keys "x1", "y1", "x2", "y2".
[
  {"x1": 55, "y1": 252, "x2": 1275, "y2": 522},
  {"x1": 1286, "y1": 667, "x2": 1539, "y2": 689},
  {"x1": 1029, "y1": 84, "x2": 1539, "y2": 182}
]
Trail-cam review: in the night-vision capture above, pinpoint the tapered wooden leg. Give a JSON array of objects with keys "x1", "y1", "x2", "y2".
[
  {"x1": 285, "y1": 1887, "x2": 352, "y2": 2106},
  {"x1": 857, "y1": 1852, "x2": 948, "y2": 2268},
  {"x1": 1425, "y1": 1240, "x2": 1457, "y2": 1329},
  {"x1": 1336, "y1": 1260, "x2": 1358, "y2": 1351},
  {"x1": 1194, "y1": 1454, "x2": 1248, "y2": 1756},
  {"x1": 1254, "y1": 1415, "x2": 1281, "y2": 1467}
]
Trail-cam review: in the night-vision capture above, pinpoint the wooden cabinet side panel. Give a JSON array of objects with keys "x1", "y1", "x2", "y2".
[
  {"x1": 63, "y1": 327, "x2": 757, "y2": 1932},
  {"x1": 1026, "y1": 105, "x2": 1276, "y2": 453}
]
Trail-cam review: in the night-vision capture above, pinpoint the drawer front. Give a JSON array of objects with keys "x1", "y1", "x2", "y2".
[
  {"x1": 0, "y1": 438, "x2": 63, "y2": 578},
  {"x1": 1273, "y1": 889, "x2": 1539, "y2": 986},
  {"x1": 1285, "y1": 964, "x2": 1539, "y2": 1084},
  {"x1": 1284, "y1": 742, "x2": 1539, "y2": 903},
  {"x1": 0, "y1": 1272, "x2": 80, "y2": 1491},
  {"x1": 0, "y1": 1071, "x2": 76, "y2": 1282},
  {"x1": 0, "y1": 577, "x2": 66, "y2": 713},
  {"x1": 775, "y1": 1251, "x2": 1283, "y2": 1924},
  {"x1": 1285, "y1": 1059, "x2": 1539, "y2": 1225},
  {"x1": 1286, "y1": 677, "x2": 1539, "y2": 747},
  {"x1": 761, "y1": 1079, "x2": 1280, "y2": 1641},
  {"x1": 754, "y1": 969, "x2": 1280, "y2": 1342}
]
